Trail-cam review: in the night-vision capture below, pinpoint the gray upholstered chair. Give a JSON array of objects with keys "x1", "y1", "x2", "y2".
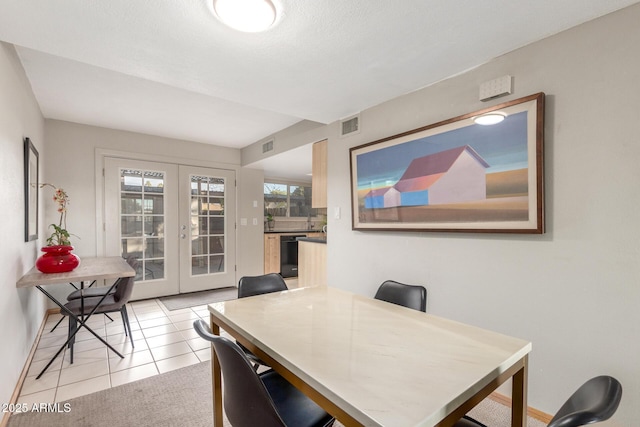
[
  {"x1": 374, "y1": 280, "x2": 427, "y2": 312},
  {"x1": 48, "y1": 257, "x2": 138, "y2": 333},
  {"x1": 66, "y1": 256, "x2": 138, "y2": 301},
  {"x1": 237, "y1": 273, "x2": 288, "y2": 370},
  {"x1": 63, "y1": 261, "x2": 138, "y2": 362},
  {"x1": 193, "y1": 320, "x2": 334, "y2": 427},
  {"x1": 455, "y1": 376, "x2": 622, "y2": 427}
]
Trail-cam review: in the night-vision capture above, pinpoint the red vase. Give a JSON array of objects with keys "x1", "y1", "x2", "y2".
[{"x1": 36, "y1": 245, "x2": 81, "y2": 273}]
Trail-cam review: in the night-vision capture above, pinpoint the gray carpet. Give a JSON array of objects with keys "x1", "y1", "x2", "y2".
[
  {"x1": 8, "y1": 362, "x2": 215, "y2": 427},
  {"x1": 8, "y1": 361, "x2": 547, "y2": 427},
  {"x1": 158, "y1": 287, "x2": 237, "y2": 311}
]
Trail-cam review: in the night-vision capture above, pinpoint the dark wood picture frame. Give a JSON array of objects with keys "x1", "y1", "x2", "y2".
[
  {"x1": 24, "y1": 137, "x2": 39, "y2": 242},
  {"x1": 349, "y1": 92, "x2": 545, "y2": 234}
]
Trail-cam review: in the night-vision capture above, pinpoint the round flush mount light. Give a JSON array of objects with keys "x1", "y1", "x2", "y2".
[
  {"x1": 213, "y1": 0, "x2": 278, "y2": 33},
  {"x1": 473, "y1": 112, "x2": 507, "y2": 126}
]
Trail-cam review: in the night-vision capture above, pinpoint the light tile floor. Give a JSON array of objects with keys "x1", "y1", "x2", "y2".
[{"x1": 18, "y1": 298, "x2": 219, "y2": 405}]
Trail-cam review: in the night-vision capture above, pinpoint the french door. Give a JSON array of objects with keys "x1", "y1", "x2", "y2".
[
  {"x1": 104, "y1": 158, "x2": 236, "y2": 299},
  {"x1": 178, "y1": 166, "x2": 236, "y2": 293}
]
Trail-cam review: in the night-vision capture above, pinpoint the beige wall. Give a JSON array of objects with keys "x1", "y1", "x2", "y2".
[
  {"x1": 41, "y1": 120, "x2": 264, "y2": 301},
  {"x1": 0, "y1": 42, "x2": 46, "y2": 418},
  {"x1": 325, "y1": 5, "x2": 639, "y2": 424}
]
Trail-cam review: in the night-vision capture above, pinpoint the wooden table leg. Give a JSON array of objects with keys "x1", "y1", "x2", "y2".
[
  {"x1": 210, "y1": 313, "x2": 223, "y2": 427},
  {"x1": 511, "y1": 354, "x2": 528, "y2": 427}
]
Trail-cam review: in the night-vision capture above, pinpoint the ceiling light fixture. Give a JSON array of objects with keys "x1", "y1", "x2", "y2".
[
  {"x1": 213, "y1": 0, "x2": 277, "y2": 33},
  {"x1": 473, "y1": 112, "x2": 506, "y2": 125}
]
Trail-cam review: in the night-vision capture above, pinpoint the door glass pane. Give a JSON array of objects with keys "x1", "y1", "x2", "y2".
[
  {"x1": 190, "y1": 175, "x2": 226, "y2": 276},
  {"x1": 191, "y1": 256, "x2": 208, "y2": 276},
  {"x1": 209, "y1": 255, "x2": 224, "y2": 273},
  {"x1": 120, "y1": 168, "x2": 166, "y2": 282}
]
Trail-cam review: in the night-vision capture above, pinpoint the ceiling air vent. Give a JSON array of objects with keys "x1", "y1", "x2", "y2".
[
  {"x1": 340, "y1": 115, "x2": 360, "y2": 137},
  {"x1": 262, "y1": 140, "x2": 274, "y2": 153}
]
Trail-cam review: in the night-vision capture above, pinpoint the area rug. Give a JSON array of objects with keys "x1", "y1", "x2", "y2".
[
  {"x1": 8, "y1": 360, "x2": 546, "y2": 427},
  {"x1": 158, "y1": 287, "x2": 237, "y2": 311},
  {"x1": 8, "y1": 362, "x2": 216, "y2": 427}
]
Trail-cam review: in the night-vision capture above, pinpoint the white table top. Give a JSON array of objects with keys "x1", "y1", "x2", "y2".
[
  {"x1": 208, "y1": 286, "x2": 531, "y2": 427},
  {"x1": 16, "y1": 256, "x2": 135, "y2": 288}
]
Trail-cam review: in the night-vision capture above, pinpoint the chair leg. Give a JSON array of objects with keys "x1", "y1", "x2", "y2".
[
  {"x1": 68, "y1": 317, "x2": 77, "y2": 364},
  {"x1": 121, "y1": 306, "x2": 135, "y2": 348},
  {"x1": 104, "y1": 313, "x2": 114, "y2": 322}
]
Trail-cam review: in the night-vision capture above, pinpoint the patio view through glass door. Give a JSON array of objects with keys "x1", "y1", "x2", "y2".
[{"x1": 104, "y1": 158, "x2": 236, "y2": 299}]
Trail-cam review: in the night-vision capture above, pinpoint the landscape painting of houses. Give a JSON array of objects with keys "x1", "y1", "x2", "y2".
[{"x1": 350, "y1": 93, "x2": 544, "y2": 233}]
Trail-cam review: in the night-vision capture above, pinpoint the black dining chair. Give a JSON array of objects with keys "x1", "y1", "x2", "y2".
[
  {"x1": 63, "y1": 264, "x2": 138, "y2": 363},
  {"x1": 237, "y1": 273, "x2": 288, "y2": 370},
  {"x1": 455, "y1": 375, "x2": 622, "y2": 427},
  {"x1": 238, "y1": 272, "x2": 288, "y2": 298},
  {"x1": 193, "y1": 319, "x2": 334, "y2": 427},
  {"x1": 374, "y1": 280, "x2": 427, "y2": 312}
]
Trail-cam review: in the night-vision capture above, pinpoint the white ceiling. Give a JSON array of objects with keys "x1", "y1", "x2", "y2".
[{"x1": 1, "y1": 0, "x2": 638, "y2": 179}]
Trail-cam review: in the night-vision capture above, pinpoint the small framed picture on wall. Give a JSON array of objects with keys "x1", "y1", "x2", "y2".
[{"x1": 24, "y1": 137, "x2": 39, "y2": 241}]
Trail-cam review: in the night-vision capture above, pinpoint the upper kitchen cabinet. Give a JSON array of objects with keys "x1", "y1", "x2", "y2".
[{"x1": 312, "y1": 139, "x2": 328, "y2": 208}]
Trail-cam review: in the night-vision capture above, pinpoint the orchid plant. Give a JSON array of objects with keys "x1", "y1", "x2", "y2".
[{"x1": 40, "y1": 183, "x2": 77, "y2": 246}]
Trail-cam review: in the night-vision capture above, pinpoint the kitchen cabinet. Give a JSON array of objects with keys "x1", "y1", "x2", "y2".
[
  {"x1": 298, "y1": 240, "x2": 327, "y2": 287},
  {"x1": 312, "y1": 139, "x2": 328, "y2": 208},
  {"x1": 264, "y1": 234, "x2": 280, "y2": 274}
]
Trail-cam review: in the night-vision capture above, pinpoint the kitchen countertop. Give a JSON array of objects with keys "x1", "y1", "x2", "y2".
[
  {"x1": 264, "y1": 230, "x2": 316, "y2": 234},
  {"x1": 297, "y1": 236, "x2": 327, "y2": 244}
]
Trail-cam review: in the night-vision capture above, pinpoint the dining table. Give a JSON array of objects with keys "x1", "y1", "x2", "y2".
[
  {"x1": 207, "y1": 286, "x2": 532, "y2": 427},
  {"x1": 16, "y1": 256, "x2": 136, "y2": 379}
]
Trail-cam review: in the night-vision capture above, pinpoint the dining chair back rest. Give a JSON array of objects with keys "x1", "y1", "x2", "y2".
[
  {"x1": 113, "y1": 257, "x2": 139, "y2": 303},
  {"x1": 374, "y1": 280, "x2": 427, "y2": 312},
  {"x1": 193, "y1": 320, "x2": 334, "y2": 427},
  {"x1": 193, "y1": 320, "x2": 287, "y2": 427},
  {"x1": 454, "y1": 375, "x2": 622, "y2": 427},
  {"x1": 238, "y1": 273, "x2": 288, "y2": 298},
  {"x1": 547, "y1": 375, "x2": 622, "y2": 427}
]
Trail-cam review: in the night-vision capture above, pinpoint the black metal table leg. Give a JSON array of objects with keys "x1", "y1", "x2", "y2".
[{"x1": 34, "y1": 281, "x2": 125, "y2": 379}]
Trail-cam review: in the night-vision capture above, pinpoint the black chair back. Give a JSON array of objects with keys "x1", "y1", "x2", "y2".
[
  {"x1": 238, "y1": 273, "x2": 288, "y2": 298},
  {"x1": 193, "y1": 320, "x2": 334, "y2": 427},
  {"x1": 193, "y1": 320, "x2": 287, "y2": 427},
  {"x1": 374, "y1": 280, "x2": 427, "y2": 312},
  {"x1": 548, "y1": 376, "x2": 622, "y2": 427}
]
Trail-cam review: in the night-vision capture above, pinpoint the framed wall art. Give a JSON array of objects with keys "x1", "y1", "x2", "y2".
[
  {"x1": 24, "y1": 137, "x2": 39, "y2": 241},
  {"x1": 349, "y1": 92, "x2": 545, "y2": 234}
]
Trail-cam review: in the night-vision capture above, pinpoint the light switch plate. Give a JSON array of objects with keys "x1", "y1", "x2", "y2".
[{"x1": 334, "y1": 207, "x2": 341, "y2": 220}]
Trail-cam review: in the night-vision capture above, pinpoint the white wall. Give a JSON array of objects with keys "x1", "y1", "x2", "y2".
[
  {"x1": 0, "y1": 42, "x2": 46, "y2": 419},
  {"x1": 326, "y1": 5, "x2": 639, "y2": 425}
]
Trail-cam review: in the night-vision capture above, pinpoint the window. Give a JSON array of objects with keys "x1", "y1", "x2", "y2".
[{"x1": 264, "y1": 182, "x2": 315, "y2": 217}]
